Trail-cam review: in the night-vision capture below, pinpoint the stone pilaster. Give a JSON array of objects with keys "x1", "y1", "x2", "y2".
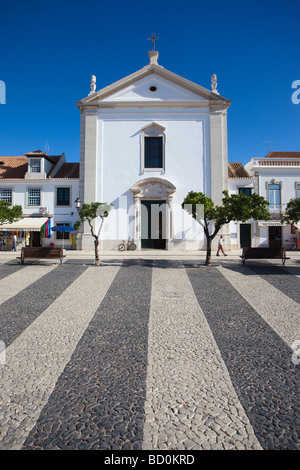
[
  {"x1": 209, "y1": 106, "x2": 229, "y2": 205},
  {"x1": 78, "y1": 109, "x2": 98, "y2": 250}
]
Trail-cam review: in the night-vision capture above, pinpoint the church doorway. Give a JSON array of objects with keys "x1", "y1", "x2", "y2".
[{"x1": 141, "y1": 200, "x2": 166, "y2": 249}]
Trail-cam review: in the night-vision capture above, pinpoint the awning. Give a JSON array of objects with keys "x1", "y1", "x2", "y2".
[
  {"x1": 294, "y1": 223, "x2": 300, "y2": 230},
  {"x1": 258, "y1": 221, "x2": 284, "y2": 227},
  {"x1": 0, "y1": 217, "x2": 48, "y2": 232}
]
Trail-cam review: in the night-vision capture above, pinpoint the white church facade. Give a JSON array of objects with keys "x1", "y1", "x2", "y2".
[{"x1": 76, "y1": 49, "x2": 231, "y2": 251}]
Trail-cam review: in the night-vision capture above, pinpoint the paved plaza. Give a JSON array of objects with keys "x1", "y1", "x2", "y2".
[{"x1": 0, "y1": 250, "x2": 299, "y2": 451}]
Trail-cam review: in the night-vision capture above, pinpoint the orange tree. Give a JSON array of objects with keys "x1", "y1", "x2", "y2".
[
  {"x1": 282, "y1": 198, "x2": 300, "y2": 225},
  {"x1": 182, "y1": 190, "x2": 270, "y2": 266},
  {"x1": 74, "y1": 202, "x2": 112, "y2": 266},
  {"x1": 0, "y1": 201, "x2": 22, "y2": 225}
]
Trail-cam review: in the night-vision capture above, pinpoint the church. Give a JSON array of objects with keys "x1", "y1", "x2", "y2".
[{"x1": 76, "y1": 41, "x2": 231, "y2": 251}]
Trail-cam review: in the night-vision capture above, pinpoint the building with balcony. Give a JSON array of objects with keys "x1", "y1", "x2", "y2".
[{"x1": 228, "y1": 152, "x2": 300, "y2": 251}]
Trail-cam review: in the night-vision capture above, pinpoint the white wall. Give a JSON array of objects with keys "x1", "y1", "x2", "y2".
[
  {"x1": 94, "y1": 109, "x2": 211, "y2": 247},
  {"x1": 258, "y1": 169, "x2": 300, "y2": 207}
]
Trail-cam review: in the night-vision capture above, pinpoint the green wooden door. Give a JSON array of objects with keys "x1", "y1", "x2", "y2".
[
  {"x1": 240, "y1": 223, "x2": 251, "y2": 248},
  {"x1": 141, "y1": 200, "x2": 166, "y2": 249}
]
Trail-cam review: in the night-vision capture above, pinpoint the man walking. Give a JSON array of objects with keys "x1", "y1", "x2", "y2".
[{"x1": 216, "y1": 235, "x2": 227, "y2": 256}]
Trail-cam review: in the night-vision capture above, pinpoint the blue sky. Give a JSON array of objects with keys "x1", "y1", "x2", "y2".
[{"x1": 0, "y1": 0, "x2": 299, "y2": 165}]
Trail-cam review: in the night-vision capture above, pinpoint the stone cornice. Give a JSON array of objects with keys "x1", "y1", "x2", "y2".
[{"x1": 76, "y1": 63, "x2": 231, "y2": 111}]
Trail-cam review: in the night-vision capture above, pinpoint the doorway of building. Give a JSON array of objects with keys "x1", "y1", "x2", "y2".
[
  {"x1": 32, "y1": 231, "x2": 42, "y2": 247},
  {"x1": 269, "y1": 226, "x2": 282, "y2": 249},
  {"x1": 141, "y1": 200, "x2": 166, "y2": 249},
  {"x1": 240, "y1": 223, "x2": 251, "y2": 248}
]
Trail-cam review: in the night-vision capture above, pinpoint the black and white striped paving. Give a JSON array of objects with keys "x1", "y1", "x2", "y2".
[{"x1": 0, "y1": 255, "x2": 299, "y2": 450}]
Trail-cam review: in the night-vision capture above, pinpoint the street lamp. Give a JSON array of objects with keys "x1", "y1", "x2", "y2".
[{"x1": 74, "y1": 197, "x2": 81, "y2": 210}]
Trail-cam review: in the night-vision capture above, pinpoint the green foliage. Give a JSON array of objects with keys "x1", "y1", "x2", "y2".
[
  {"x1": 0, "y1": 201, "x2": 22, "y2": 225},
  {"x1": 182, "y1": 190, "x2": 270, "y2": 265},
  {"x1": 282, "y1": 198, "x2": 300, "y2": 224},
  {"x1": 182, "y1": 190, "x2": 270, "y2": 236},
  {"x1": 74, "y1": 202, "x2": 112, "y2": 233}
]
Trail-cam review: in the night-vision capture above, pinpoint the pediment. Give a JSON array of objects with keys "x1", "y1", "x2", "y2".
[
  {"x1": 141, "y1": 122, "x2": 166, "y2": 132},
  {"x1": 77, "y1": 64, "x2": 231, "y2": 108},
  {"x1": 99, "y1": 75, "x2": 206, "y2": 103}
]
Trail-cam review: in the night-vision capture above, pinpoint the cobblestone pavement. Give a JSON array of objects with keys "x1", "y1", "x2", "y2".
[{"x1": 0, "y1": 252, "x2": 299, "y2": 450}]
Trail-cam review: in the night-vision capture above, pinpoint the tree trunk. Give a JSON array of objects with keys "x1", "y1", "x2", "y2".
[
  {"x1": 94, "y1": 216, "x2": 105, "y2": 267},
  {"x1": 205, "y1": 236, "x2": 212, "y2": 266},
  {"x1": 94, "y1": 237, "x2": 100, "y2": 266}
]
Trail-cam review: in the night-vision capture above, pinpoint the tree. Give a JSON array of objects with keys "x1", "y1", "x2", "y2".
[
  {"x1": 281, "y1": 197, "x2": 300, "y2": 225},
  {"x1": 182, "y1": 190, "x2": 270, "y2": 266},
  {"x1": 74, "y1": 202, "x2": 113, "y2": 266},
  {"x1": 0, "y1": 201, "x2": 22, "y2": 225}
]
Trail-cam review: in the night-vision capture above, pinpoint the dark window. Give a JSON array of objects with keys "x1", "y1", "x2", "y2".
[
  {"x1": 145, "y1": 137, "x2": 163, "y2": 168},
  {"x1": 57, "y1": 187, "x2": 70, "y2": 206},
  {"x1": 238, "y1": 187, "x2": 252, "y2": 196},
  {"x1": 56, "y1": 223, "x2": 70, "y2": 240}
]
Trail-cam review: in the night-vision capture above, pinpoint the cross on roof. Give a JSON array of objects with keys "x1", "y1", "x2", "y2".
[{"x1": 148, "y1": 33, "x2": 158, "y2": 51}]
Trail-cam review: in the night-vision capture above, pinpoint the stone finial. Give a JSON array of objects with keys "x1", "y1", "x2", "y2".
[
  {"x1": 211, "y1": 74, "x2": 219, "y2": 94},
  {"x1": 148, "y1": 50, "x2": 159, "y2": 65},
  {"x1": 90, "y1": 75, "x2": 96, "y2": 94}
]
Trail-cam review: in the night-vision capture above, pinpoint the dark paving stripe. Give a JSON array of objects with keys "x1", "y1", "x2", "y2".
[
  {"x1": 185, "y1": 263, "x2": 300, "y2": 450},
  {"x1": 22, "y1": 259, "x2": 153, "y2": 450},
  {"x1": 0, "y1": 264, "x2": 88, "y2": 348},
  {"x1": 0, "y1": 260, "x2": 26, "y2": 280},
  {"x1": 247, "y1": 263, "x2": 300, "y2": 304}
]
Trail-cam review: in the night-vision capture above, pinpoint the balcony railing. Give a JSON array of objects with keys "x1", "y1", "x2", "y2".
[{"x1": 252, "y1": 158, "x2": 300, "y2": 168}]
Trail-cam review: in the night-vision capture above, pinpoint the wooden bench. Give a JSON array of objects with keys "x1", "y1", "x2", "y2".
[
  {"x1": 18, "y1": 247, "x2": 65, "y2": 265},
  {"x1": 240, "y1": 247, "x2": 290, "y2": 266}
]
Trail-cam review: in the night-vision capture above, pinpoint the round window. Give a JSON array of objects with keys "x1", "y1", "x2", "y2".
[{"x1": 149, "y1": 86, "x2": 157, "y2": 92}]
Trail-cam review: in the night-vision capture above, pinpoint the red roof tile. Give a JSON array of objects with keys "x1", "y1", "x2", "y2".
[
  {"x1": 0, "y1": 153, "x2": 79, "y2": 179},
  {"x1": 24, "y1": 150, "x2": 61, "y2": 164},
  {"x1": 0, "y1": 157, "x2": 28, "y2": 179},
  {"x1": 53, "y1": 163, "x2": 79, "y2": 179},
  {"x1": 228, "y1": 162, "x2": 250, "y2": 178},
  {"x1": 265, "y1": 151, "x2": 300, "y2": 159}
]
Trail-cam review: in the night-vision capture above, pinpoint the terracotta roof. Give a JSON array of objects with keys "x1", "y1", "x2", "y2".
[
  {"x1": 265, "y1": 151, "x2": 300, "y2": 159},
  {"x1": 228, "y1": 162, "x2": 250, "y2": 178},
  {"x1": 24, "y1": 150, "x2": 61, "y2": 164},
  {"x1": 0, "y1": 156, "x2": 28, "y2": 179},
  {"x1": 0, "y1": 152, "x2": 78, "y2": 179},
  {"x1": 53, "y1": 163, "x2": 79, "y2": 179}
]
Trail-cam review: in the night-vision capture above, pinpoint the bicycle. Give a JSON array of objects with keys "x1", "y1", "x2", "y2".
[{"x1": 118, "y1": 240, "x2": 137, "y2": 251}]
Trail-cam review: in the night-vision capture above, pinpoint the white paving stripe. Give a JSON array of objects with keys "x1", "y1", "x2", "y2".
[
  {"x1": 0, "y1": 264, "x2": 57, "y2": 305},
  {"x1": 0, "y1": 265, "x2": 120, "y2": 450},
  {"x1": 142, "y1": 264, "x2": 261, "y2": 450},
  {"x1": 218, "y1": 265, "x2": 300, "y2": 348}
]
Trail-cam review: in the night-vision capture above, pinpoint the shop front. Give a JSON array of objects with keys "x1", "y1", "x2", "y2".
[
  {"x1": 257, "y1": 220, "x2": 298, "y2": 250},
  {"x1": 0, "y1": 217, "x2": 50, "y2": 251}
]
